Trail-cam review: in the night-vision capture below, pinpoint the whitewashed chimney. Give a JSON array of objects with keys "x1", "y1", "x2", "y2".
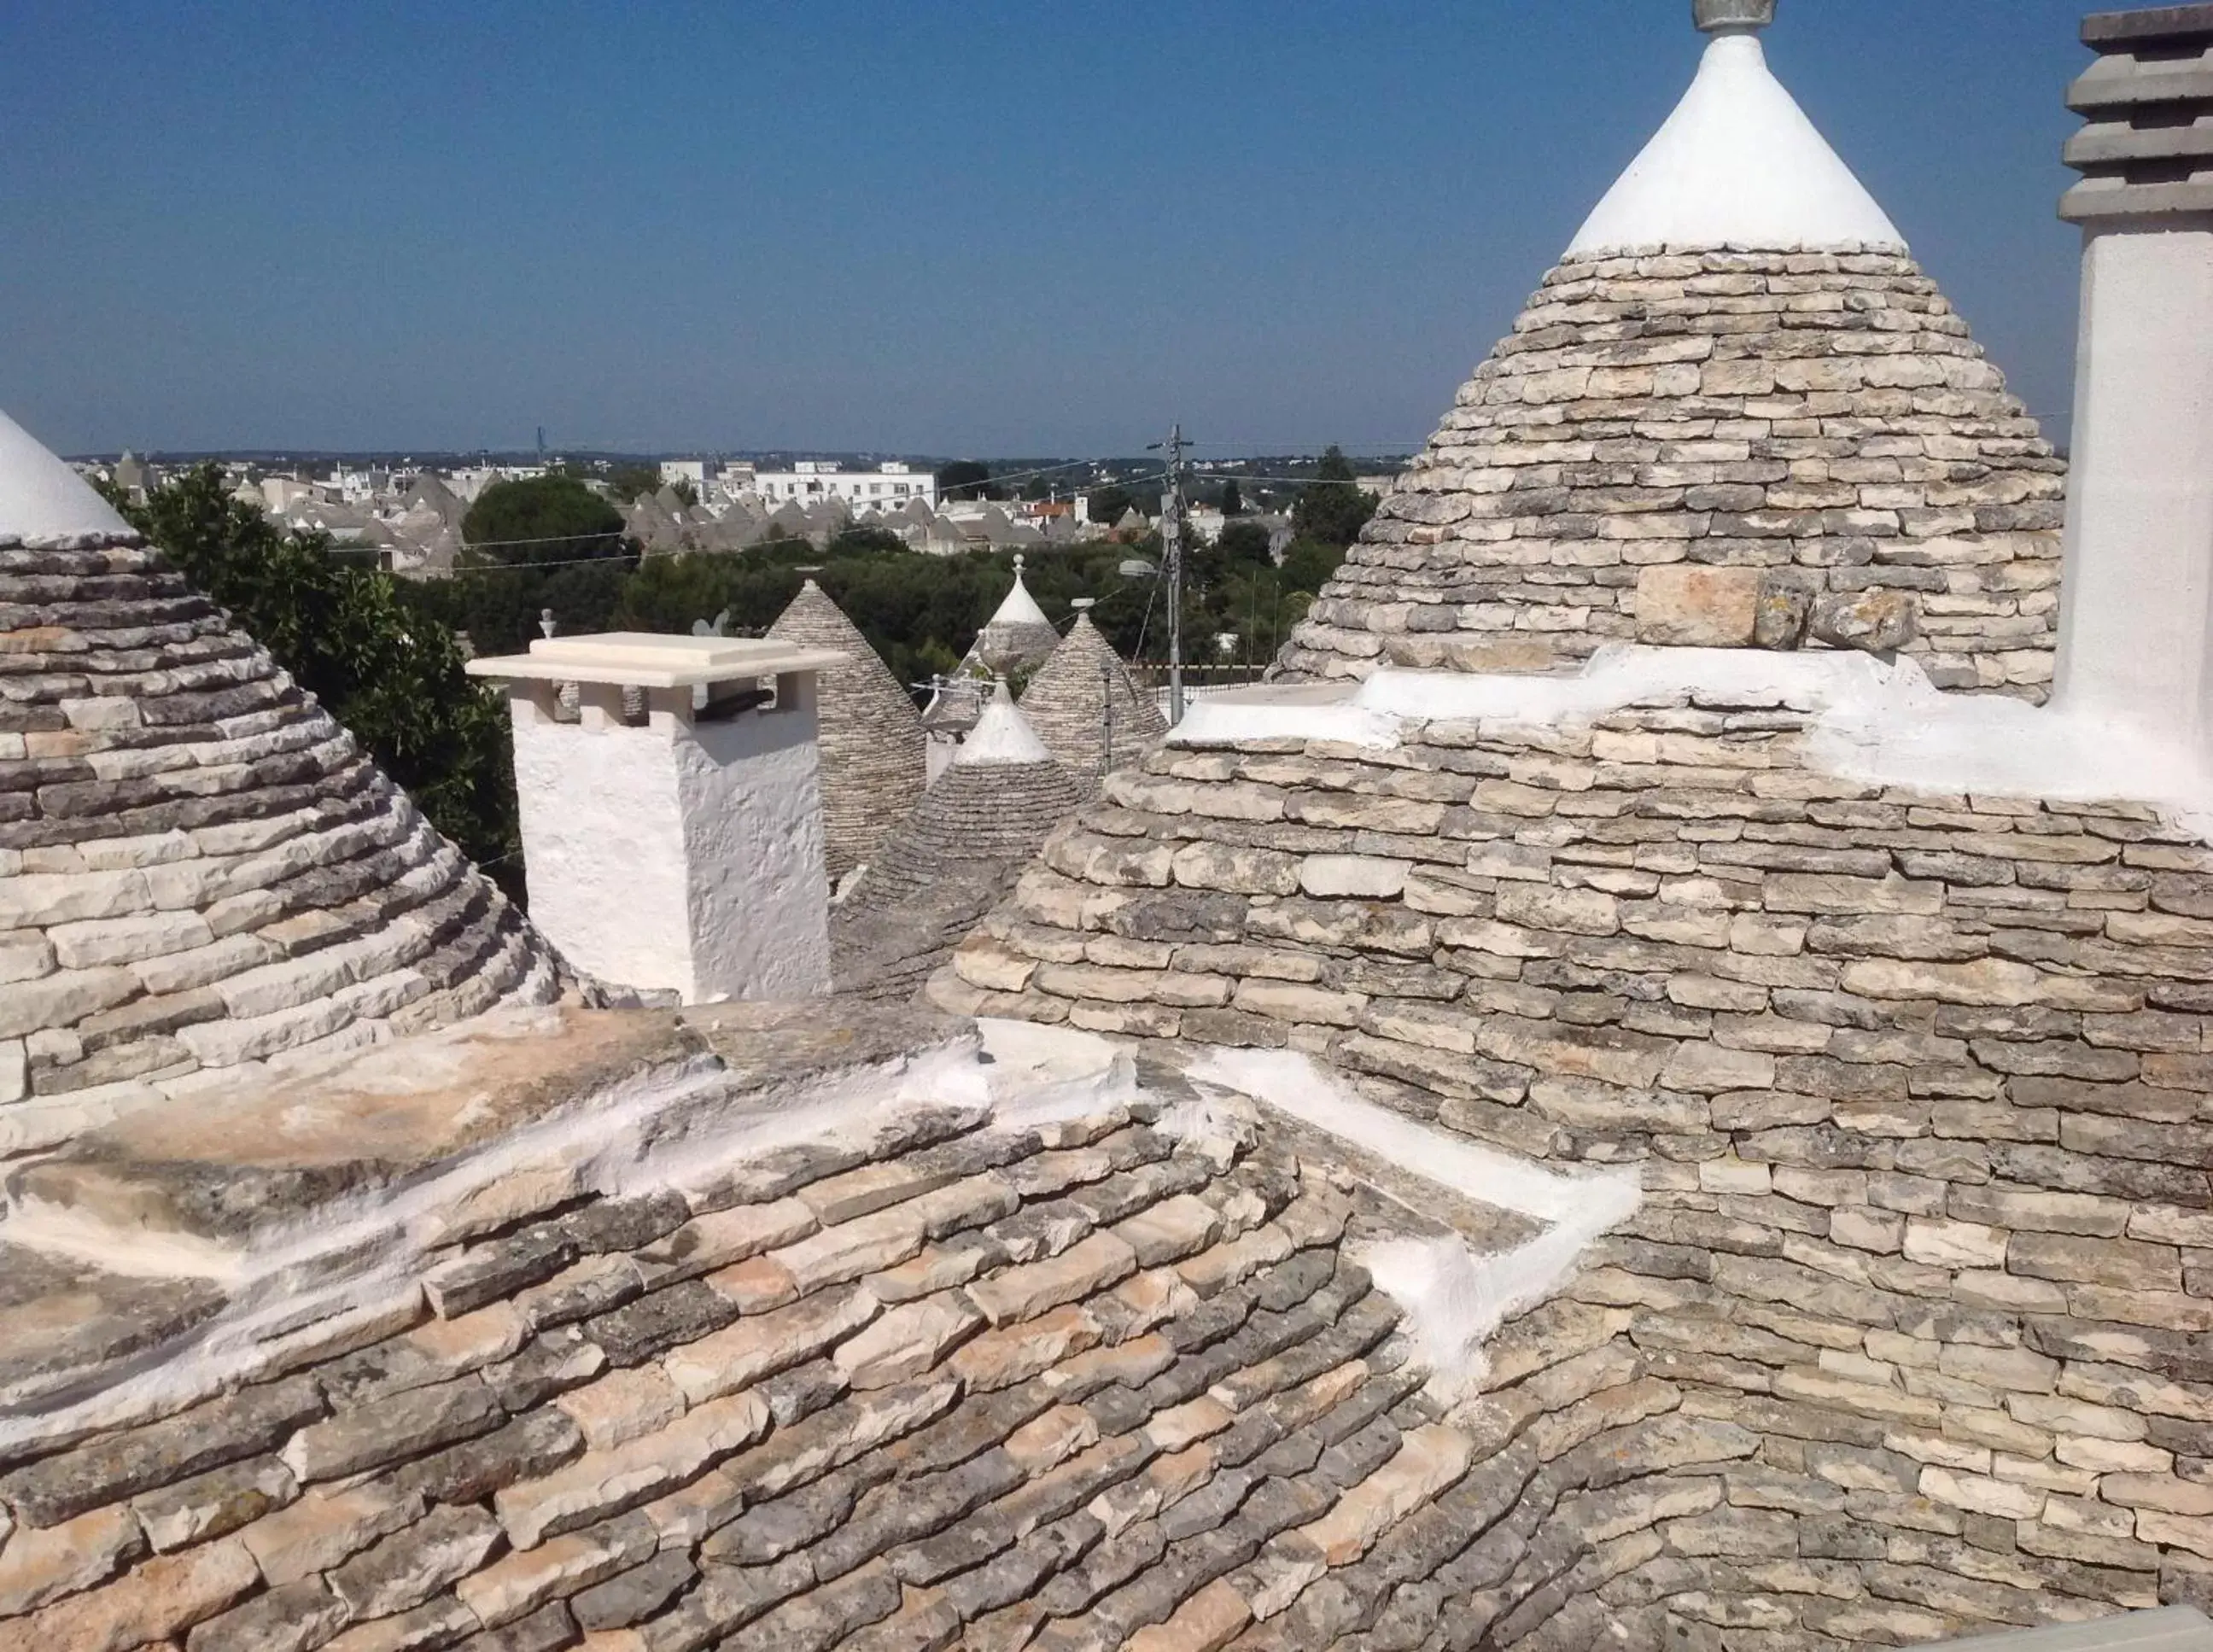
[
  {"x1": 2053, "y1": 4, "x2": 2213, "y2": 758},
  {"x1": 467, "y1": 633, "x2": 843, "y2": 1002}
]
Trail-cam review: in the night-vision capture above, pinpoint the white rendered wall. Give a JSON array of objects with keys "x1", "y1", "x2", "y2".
[
  {"x1": 514, "y1": 699, "x2": 696, "y2": 996},
  {"x1": 2052, "y1": 226, "x2": 2213, "y2": 767},
  {"x1": 677, "y1": 687, "x2": 832, "y2": 1001},
  {"x1": 511, "y1": 692, "x2": 831, "y2": 1001}
]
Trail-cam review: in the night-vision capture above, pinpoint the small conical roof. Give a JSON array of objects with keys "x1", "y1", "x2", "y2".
[
  {"x1": 0, "y1": 407, "x2": 562, "y2": 1110},
  {"x1": 966, "y1": 555, "x2": 1061, "y2": 676},
  {"x1": 1019, "y1": 614, "x2": 1169, "y2": 794},
  {"x1": 955, "y1": 683, "x2": 1054, "y2": 768},
  {"x1": 1277, "y1": 3, "x2": 2064, "y2": 700},
  {"x1": 845, "y1": 690, "x2": 1081, "y2": 916},
  {"x1": 767, "y1": 581, "x2": 927, "y2": 882}
]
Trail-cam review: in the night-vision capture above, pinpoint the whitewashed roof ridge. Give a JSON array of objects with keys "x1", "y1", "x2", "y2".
[
  {"x1": 0, "y1": 408, "x2": 133, "y2": 540},
  {"x1": 1567, "y1": 32, "x2": 1904, "y2": 257},
  {"x1": 957, "y1": 683, "x2": 1054, "y2": 768}
]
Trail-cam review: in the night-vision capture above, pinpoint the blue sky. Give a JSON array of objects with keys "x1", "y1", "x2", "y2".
[{"x1": 1, "y1": 1, "x2": 2093, "y2": 459}]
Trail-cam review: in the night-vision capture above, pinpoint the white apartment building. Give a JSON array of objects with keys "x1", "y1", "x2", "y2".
[{"x1": 749, "y1": 461, "x2": 937, "y2": 511}]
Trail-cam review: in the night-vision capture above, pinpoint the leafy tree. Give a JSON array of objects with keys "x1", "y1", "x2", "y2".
[
  {"x1": 113, "y1": 465, "x2": 522, "y2": 891},
  {"x1": 464, "y1": 476, "x2": 628, "y2": 564},
  {"x1": 1216, "y1": 520, "x2": 1273, "y2": 568},
  {"x1": 1219, "y1": 477, "x2": 1243, "y2": 517},
  {"x1": 432, "y1": 476, "x2": 637, "y2": 656},
  {"x1": 937, "y1": 460, "x2": 996, "y2": 502},
  {"x1": 1086, "y1": 484, "x2": 1136, "y2": 528},
  {"x1": 604, "y1": 464, "x2": 663, "y2": 504},
  {"x1": 1291, "y1": 446, "x2": 1378, "y2": 548},
  {"x1": 668, "y1": 479, "x2": 699, "y2": 509}
]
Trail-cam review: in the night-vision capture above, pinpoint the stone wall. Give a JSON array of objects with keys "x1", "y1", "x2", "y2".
[
  {"x1": 938, "y1": 691, "x2": 2213, "y2": 1640},
  {"x1": 1277, "y1": 250, "x2": 2065, "y2": 700}
]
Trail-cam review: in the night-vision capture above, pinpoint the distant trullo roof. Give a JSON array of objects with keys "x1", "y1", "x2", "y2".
[
  {"x1": 1018, "y1": 611, "x2": 1169, "y2": 794},
  {"x1": 832, "y1": 686, "x2": 1081, "y2": 998},
  {"x1": 765, "y1": 579, "x2": 926, "y2": 883},
  {"x1": 1276, "y1": 2, "x2": 2064, "y2": 702},
  {"x1": 0, "y1": 408, "x2": 563, "y2": 1133},
  {"x1": 963, "y1": 553, "x2": 1061, "y2": 676}
]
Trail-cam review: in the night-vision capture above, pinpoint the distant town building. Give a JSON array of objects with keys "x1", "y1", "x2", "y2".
[{"x1": 750, "y1": 461, "x2": 938, "y2": 511}]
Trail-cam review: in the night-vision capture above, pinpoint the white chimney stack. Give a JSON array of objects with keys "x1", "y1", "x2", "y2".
[
  {"x1": 467, "y1": 633, "x2": 843, "y2": 1003},
  {"x1": 2052, "y1": 4, "x2": 2213, "y2": 760}
]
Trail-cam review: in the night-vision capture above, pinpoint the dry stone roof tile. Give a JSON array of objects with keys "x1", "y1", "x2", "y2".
[
  {"x1": 1276, "y1": 247, "x2": 2064, "y2": 699},
  {"x1": 0, "y1": 1063, "x2": 1585, "y2": 1652},
  {"x1": 833, "y1": 742, "x2": 1084, "y2": 1001},
  {"x1": 767, "y1": 581, "x2": 927, "y2": 884},
  {"x1": 1021, "y1": 616, "x2": 1171, "y2": 798},
  {"x1": 0, "y1": 534, "x2": 563, "y2": 1135}
]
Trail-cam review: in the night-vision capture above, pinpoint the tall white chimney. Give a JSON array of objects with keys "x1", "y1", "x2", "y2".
[
  {"x1": 2052, "y1": 4, "x2": 2213, "y2": 758},
  {"x1": 467, "y1": 633, "x2": 843, "y2": 1003}
]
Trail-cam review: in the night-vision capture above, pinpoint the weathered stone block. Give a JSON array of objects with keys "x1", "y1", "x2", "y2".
[{"x1": 1633, "y1": 566, "x2": 1765, "y2": 647}]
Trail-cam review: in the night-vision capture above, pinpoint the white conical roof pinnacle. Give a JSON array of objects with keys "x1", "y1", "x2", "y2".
[
  {"x1": 988, "y1": 552, "x2": 1053, "y2": 630},
  {"x1": 1566, "y1": 30, "x2": 1903, "y2": 258},
  {"x1": 0, "y1": 408, "x2": 134, "y2": 540},
  {"x1": 955, "y1": 682, "x2": 1054, "y2": 768}
]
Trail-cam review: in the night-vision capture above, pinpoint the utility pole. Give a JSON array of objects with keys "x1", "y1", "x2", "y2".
[{"x1": 1159, "y1": 423, "x2": 1188, "y2": 726}]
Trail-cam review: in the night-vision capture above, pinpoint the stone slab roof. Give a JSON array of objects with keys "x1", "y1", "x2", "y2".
[
  {"x1": 1275, "y1": 248, "x2": 2064, "y2": 697},
  {"x1": 1, "y1": 534, "x2": 563, "y2": 1151},
  {"x1": 0, "y1": 1006, "x2": 1650, "y2": 1652},
  {"x1": 767, "y1": 582, "x2": 927, "y2": 884},
  {"x1": 1020, "y1": 616, "x2": 1171, "y2": 798},
  {"x1": 834, "y1": 744, "x2": 1085, "y2": 1001}
]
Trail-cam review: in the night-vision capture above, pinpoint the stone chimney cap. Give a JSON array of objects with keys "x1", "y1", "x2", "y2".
[
  {"x1": 2082, "y1": 4, "x2": 2213, "y2": 47},
  {"x1": 1694, "y1": 0, "x2": 1776, "y2": 33},
  {"x1": 466, "y1": 632, "x2": 844, "y2": 690},
  {"x1": 2063, "y1": 3, "x2": 2213, "y2": 225}
]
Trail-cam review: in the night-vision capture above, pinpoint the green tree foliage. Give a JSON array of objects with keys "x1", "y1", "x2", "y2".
[
  {"x1": 936, "y1": 460, "x2": 997, "y2": 502},
  {"x1": 1215, "y1": 520, "x2": 1272, "y2": 568},
  {"x1": 1291, "y1": 446, "x2": 1379, "y2": 548},
  {"x1": 428, "y1": 476, "x2": 639, "y2": 657},
  {"x1": 463, "y1": 476, "x2": 628, "y2": 563},
  {"x1": 604, "y1": 464, "x2": 663, "y2": 504},
  {"x1": 114, "y1": 465, "x2": 521, "y2": 887},
  {"x1": 1219, "y1": 477, "x2": 1243, "y2": 517},
  {"x1": 1085, "y1": 484, "x2": 1136, "y2": 528}
]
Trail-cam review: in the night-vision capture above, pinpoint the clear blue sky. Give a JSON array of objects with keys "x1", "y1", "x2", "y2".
[{"x1": 1, "y1": 0, "x2": 2093, "y2": 459}]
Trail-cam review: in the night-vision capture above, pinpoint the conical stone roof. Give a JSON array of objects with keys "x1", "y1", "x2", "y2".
[
  {"x1": 1277, "y1": 14, "x2": 2064, "y2": 701},
  {"x1": 766, "y1": 579, "x2": 926, "y2": 883},
  {"x1": 0, "y1": 410, "x2": 562, "y2": 1144},
  {"x1": 963, "y1": 555, "x2": 1061, "y2": 677},
  {"x1": 832, "y1": 688, "x2": 1082, "y2": 998},
  {"x1": 846, "y1": 690, "x2": 1081, "y2": 914},
  {"x1": 1018, "y1": 612, "x2": 1169, "y2": 794}
]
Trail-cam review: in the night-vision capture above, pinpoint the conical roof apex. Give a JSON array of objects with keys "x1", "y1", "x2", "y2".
[
  {"x1": 1568, "y1": 28, "x2": 1901, "y2": 257},
  {"x1": 0, "y1": 409, "x2": 133, "y2": 541},
  {"x1": 956, "y1": 684, "x2": 1054, "y2": 768},
  {"x1": 988, "y1": 554, "x2": 1052, "y2": 629}
]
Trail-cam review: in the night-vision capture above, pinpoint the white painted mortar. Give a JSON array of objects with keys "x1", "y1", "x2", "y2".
[
  {"x1": 1181, "y1": 649, "x2": 2213, "y2": 842},
  {"x1": 1188, "y1": 1047, "x2": 1644, "y2": 1399}
]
